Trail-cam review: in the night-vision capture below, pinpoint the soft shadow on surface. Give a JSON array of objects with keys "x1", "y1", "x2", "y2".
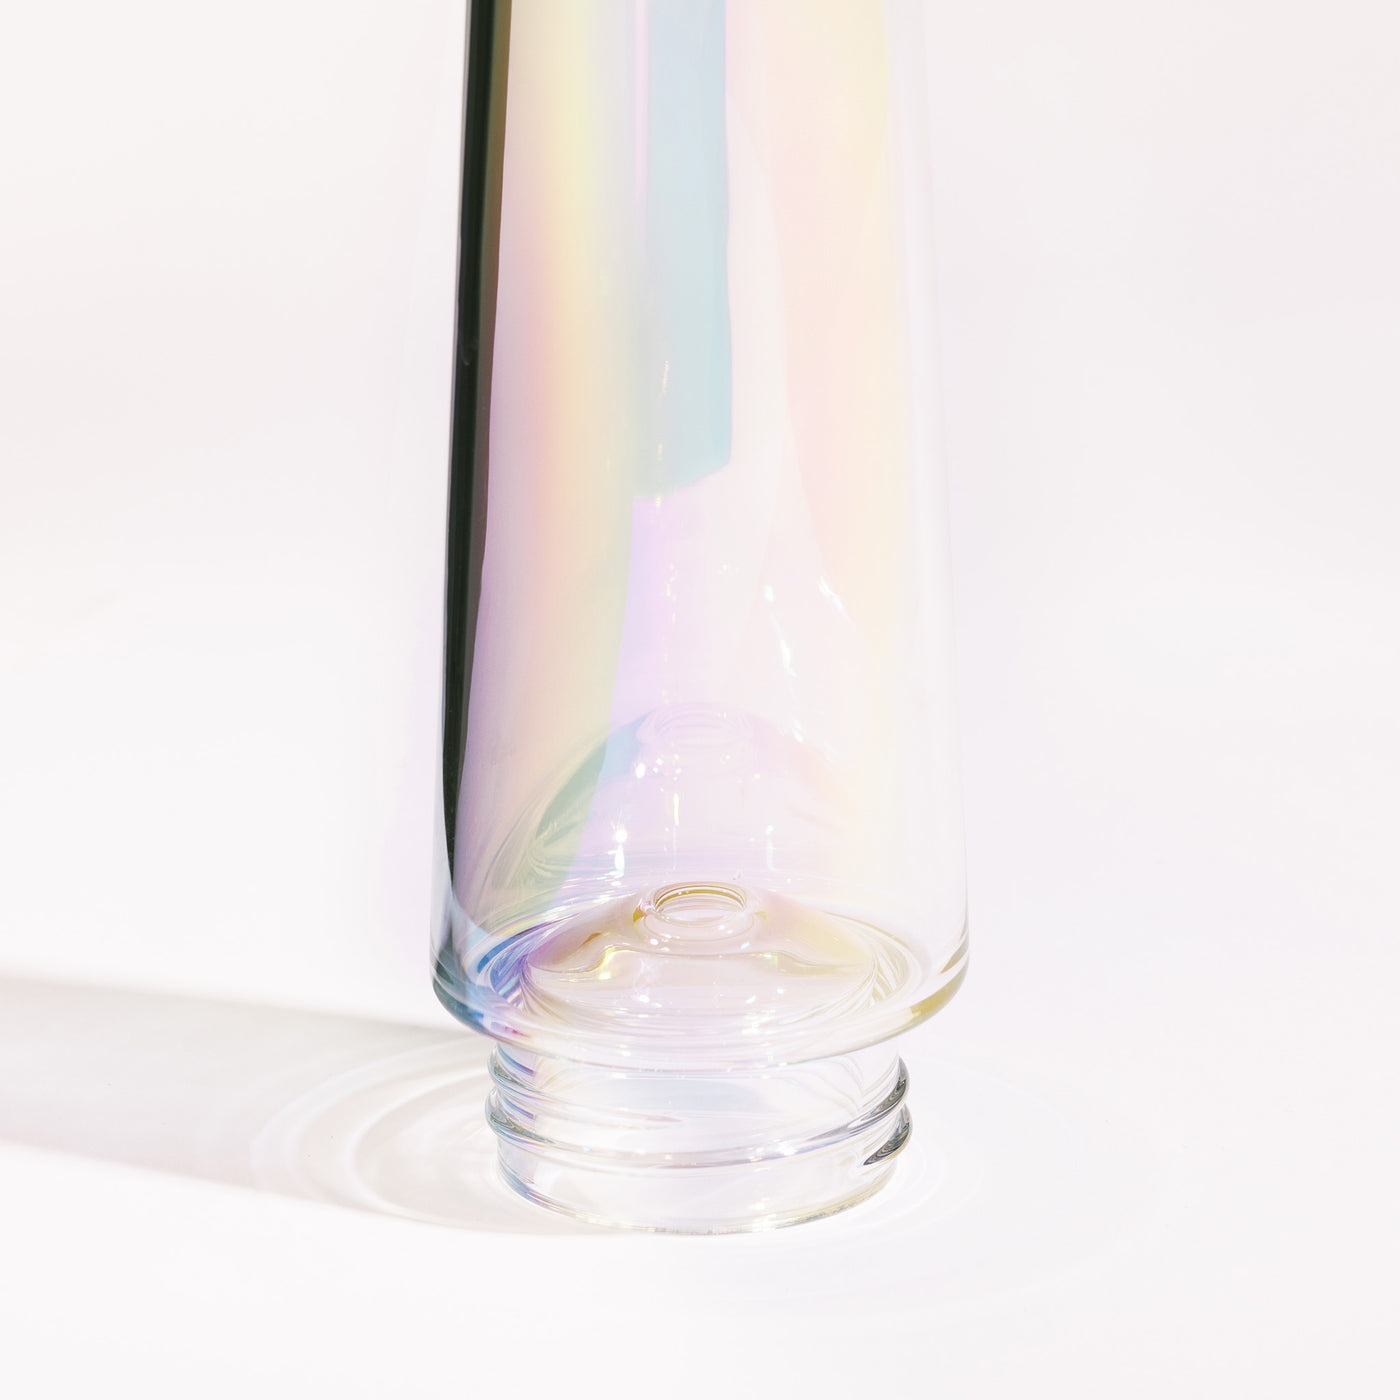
[{"x1": 0, "y1": 975, "x2": 597, "y2": 1234}]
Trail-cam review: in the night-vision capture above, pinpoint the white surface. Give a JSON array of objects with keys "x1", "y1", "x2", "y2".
[{"x1": 2, "y1": 2, "x2": 1398, "y2": 1396}]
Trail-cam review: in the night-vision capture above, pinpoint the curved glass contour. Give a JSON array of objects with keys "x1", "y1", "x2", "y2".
[{"x1": 436, "y1": 0, "x2": 965, "y2": 1232}]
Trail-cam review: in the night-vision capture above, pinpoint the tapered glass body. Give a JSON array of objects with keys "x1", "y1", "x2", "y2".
[{"x1": 436, "y1": 0, "x2": 965, "y2": 1231}]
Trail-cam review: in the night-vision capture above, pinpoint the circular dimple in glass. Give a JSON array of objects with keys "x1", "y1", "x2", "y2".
[
  {"x1": 639, "y1": 882, "x2": 755, "y2": 944},
  {"x1": 639, "y1": 702, "x2": 752, "y2": 753},
  {"x1": 467, "y1": 881, "x2": 933, "y2": 1069}
]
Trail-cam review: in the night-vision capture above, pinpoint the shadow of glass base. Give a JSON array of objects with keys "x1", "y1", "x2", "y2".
[{"x1": 0, "y1": 975, "x2": 598, "y2": 1234}]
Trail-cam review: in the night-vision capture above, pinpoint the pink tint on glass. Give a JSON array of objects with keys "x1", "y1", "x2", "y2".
[{"x1": 437, "y1": 0, "x2": 964, "y2": 1232}]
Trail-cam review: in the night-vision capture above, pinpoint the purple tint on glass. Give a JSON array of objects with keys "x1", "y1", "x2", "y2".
[{"x1": 436, "y1": 0, "x2": 965, "y2": 1232}]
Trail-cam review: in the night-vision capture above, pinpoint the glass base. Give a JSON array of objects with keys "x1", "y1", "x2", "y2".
[
  {"x1": 486, "y1": 1041, "x2": 911, "y2": 1233},
  {"x1": 437, "y1": 878, "x2": 969, "y2": 1071}
]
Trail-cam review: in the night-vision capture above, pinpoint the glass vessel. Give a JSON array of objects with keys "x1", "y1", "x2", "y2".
[{"x1": 436, "y1": 0, "x2": 966, "y2": 1232}]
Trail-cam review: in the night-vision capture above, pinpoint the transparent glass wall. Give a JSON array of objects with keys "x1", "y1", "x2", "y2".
[{"x1": 436, "y1": 0, "x2": 965, "y2": 1231}]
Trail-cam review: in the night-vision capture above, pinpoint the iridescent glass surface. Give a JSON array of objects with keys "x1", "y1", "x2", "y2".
[{"x1": 436, "y1": 0, "x2": 965, "y2": 1231}]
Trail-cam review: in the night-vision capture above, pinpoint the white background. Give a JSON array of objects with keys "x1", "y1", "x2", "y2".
[{"x1": 2, "y1": 1, "x2": 1397, "y2": 1395}]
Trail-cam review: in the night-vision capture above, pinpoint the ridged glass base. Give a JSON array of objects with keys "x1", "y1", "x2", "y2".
[{"x1": 486, "y1": 1042, "x2": 911, "y2": 1233}]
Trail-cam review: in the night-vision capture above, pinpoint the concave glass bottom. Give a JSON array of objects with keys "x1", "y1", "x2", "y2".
[
  {"x1": 437, "y1": 880, "x2": 966, "y2": 1071},
  {"x1": 435, "y1": 879, "x2": 965, "y2": 1230},
  {"x1": 487, "y1": 1042, "x2": 911, "y2": 1233}
]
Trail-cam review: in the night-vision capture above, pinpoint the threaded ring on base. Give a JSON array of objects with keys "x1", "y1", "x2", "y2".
[{"x1": 486, "y1": 1043, "x2": 911, "y2": 1233}]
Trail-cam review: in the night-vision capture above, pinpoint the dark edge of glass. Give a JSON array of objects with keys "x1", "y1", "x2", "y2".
[{"x1": 442, "y1": 0, "x2": 511, "y2": 875}]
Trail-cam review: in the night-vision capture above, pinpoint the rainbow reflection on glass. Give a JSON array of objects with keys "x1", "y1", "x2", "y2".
[{"x1": 436, "y1": 0, "x2": 965, "y2": 1232}]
